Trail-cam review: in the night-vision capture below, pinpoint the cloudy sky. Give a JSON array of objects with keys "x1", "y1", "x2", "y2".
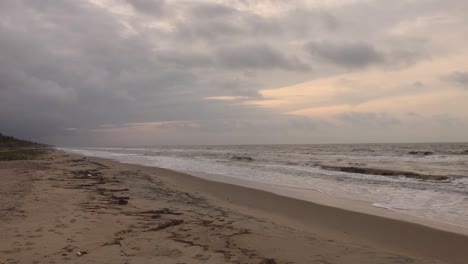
[{"x1": 1, "y1": 0, "x2": 467, "y2": 146}]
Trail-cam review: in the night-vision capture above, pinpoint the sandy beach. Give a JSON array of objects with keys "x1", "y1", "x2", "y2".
[{"x1": 1, "y1": 150, "x2": 467, "y2": 264}]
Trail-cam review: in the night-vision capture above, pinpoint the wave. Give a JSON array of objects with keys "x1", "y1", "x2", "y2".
[{"x1": 320, "y1": 165, "x2": 452, "y2": 181}]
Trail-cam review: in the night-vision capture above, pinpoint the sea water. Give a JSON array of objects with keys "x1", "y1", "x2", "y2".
[{"x1": 62, "y1": 143, "x2": 468, "y2": 228}]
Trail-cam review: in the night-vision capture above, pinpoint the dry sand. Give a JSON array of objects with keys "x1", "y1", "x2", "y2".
[{"x1": 1, "y1": 150, "x2": 467, "y2": 264}]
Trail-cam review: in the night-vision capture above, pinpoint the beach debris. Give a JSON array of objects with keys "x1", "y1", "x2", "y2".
[
  {"x1": 149, "y1": 219, "x2": 184, "y2": 231},
  {"x1": 98, "y1": 188, "x2": 129, "y2": 192},
  {"x1": 230, "y1": 155, "x2": 254, "y2": 161},
  {"x1": 117, "y1": 198, "x2": 128, "y2": 205},
  {"x1": 113, "y1": 195, "x2": 130, "y2": 205},
  {"x1": 62, "y1": 245, "x2": 75, "y2": 253},
  {"x1": 71, "y1": 169, "x2": 103, "y2": 179},
  {"x1": 140, "y1": 208, "x2": 182, "y2": 215},
  {"x1": 408, "y1": 151, "x2": 434, "y2": 156},
  {"x1": 259, "y1": 258, "x2": 277, "y2": 264},
  {"x1": 102, "y1": 237, "x2": 123, "y2": 247},
  {"x1": 76, "y1": 251, "x2": 88, "y2": 256}
]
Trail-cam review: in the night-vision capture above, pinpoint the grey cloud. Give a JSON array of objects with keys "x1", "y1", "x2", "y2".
[
  {"x1": 306, "y1": 41, "x2": 385, "y2": 69},
  {"x1": 443, "y1": 71, "x2": 468, "y2": 88},
  {"x1": 189, "y1": 2, "x2": 235, "y2": 18},
  {"x1": 216, "y1": 44, "x2": 310, "y2": 71},
  {"x1": 174, "y1": 18, "x2": 244, "y2": 42},
  {"x1": 336, "y1": 112, "x2": 400, "y2": 127},
  {"x1": 205, "y1": 78, "x2": 262, "y2": 97},
  {"x1": 330, "y1": 81, "x2": 429, "y2": 106},
  {"x1": 156, "y1": 50, "x2": 213, "y2": 68},
  {"x1": 123, "y1": 0, "x2": 167, "y2": 16},
  {"x1": 175, "y1": 3, "x2": 338, "y2": 43},
  {"x1": 305, "y1": 39, "x2": 430, "y2": 70},
  {"x1": 386, "y1": 47, "x2": 428, "y2": 68},
  {"x1": 431, "y1": 114, "x2": 463, "y2": 127}
]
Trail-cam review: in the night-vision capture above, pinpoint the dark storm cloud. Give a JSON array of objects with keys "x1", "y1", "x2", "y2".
[
  {"x1": 306, "y1": 41, "x2": 385, "y2": 69},
  {"x1": 443, "y1": 71, "x2": 468, "y2": 88}
]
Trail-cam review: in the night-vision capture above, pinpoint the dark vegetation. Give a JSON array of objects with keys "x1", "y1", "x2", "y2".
[
  {"x1": 0, "y1": 132, "x2": 50, "y2": 160},
  {"x1": 0, "y1": 132, "x2": 48, "y2": 148}
]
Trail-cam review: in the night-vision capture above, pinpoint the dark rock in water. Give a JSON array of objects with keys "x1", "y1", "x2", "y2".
[
  {"x1": 231, "y1": 155, "x2": 254, "y2": 161},
  {"x1": 461, "y1": 150, "x2": 468, "y2": 154},
  {"x1": 408, "y1": 151, "x2": 434, "y2": 156}
]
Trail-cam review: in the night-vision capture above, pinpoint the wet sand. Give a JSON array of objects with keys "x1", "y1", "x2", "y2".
[{"x1": 1, "y1": 150, "x2": 467, "y2": 264}]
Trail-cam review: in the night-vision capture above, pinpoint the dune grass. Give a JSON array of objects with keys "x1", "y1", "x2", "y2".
[{"x1": 0, "y1": 149, "x2": 49, "y2": 161}]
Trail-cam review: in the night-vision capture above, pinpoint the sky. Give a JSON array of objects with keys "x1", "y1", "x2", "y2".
[{"x1": 1, "y1": 0, "x2": 467, "y2": 146}]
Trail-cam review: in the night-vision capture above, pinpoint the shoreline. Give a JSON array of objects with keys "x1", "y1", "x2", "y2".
[
  {"x1": 1, "y1": 150, "x2": 467, "y2": 264},
  {"x1": 72, "y1": 148, "x2": 468, "y2": 236},
  {"x1": 61, "y1": 147, "x2": 468, "y2": 234},
  {"x1": 185, "y1": 170, "x2": 468, "y2": 235},
  {"x1": 88, "y1": 155, "x2": 468, "y2": 263}
]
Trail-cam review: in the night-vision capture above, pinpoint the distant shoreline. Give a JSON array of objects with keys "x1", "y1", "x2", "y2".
[{"x1": 60, "y1": 141, "x2": 468, "y2": 148}]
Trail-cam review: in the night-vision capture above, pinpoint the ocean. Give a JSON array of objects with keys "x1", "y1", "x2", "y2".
[{"x1": 62, "y1": 143, "x2": 468, "y2": 228}]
